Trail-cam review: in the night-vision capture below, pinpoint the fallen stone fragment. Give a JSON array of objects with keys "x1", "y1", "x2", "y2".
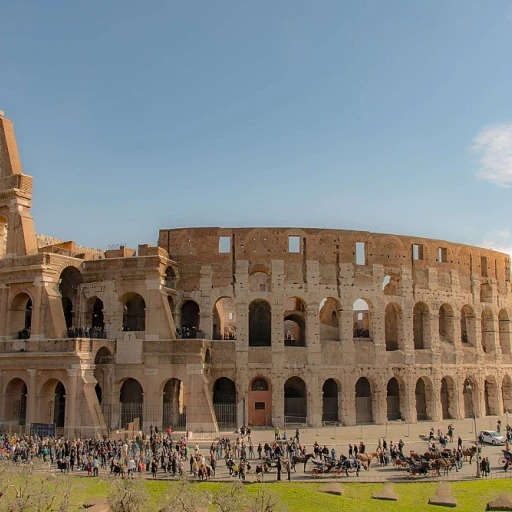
[
  {"x1": 487, "y1": 493, "x2": 512, "y2": 511},
  {"x1": 373, "y1": 483, "x2": 399, "y2": 501},
  {"x1": 320, "y1": 483, "x2": 345, "y2": 496},
  {"x1": 428, "y1": 482, "x2": 457, "y2": 508}
]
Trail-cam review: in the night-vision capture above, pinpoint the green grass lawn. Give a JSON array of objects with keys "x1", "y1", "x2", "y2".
[{"x1": 68, "y1": 477, "x2": 512, "y2": 511}]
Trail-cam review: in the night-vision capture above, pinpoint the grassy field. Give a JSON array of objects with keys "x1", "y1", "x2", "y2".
[{"x1": 67, "y1": 477, "x2": 512, "y2": 511}]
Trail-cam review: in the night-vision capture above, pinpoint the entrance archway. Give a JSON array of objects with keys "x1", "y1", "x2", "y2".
[
  {"x1": 39, "y1": 379, "x2": 66, "y2": 429},
  {"x1": 355, "y1": 377, "x2": 373, "y2": 424},
  {"x1": 415, "y1": 378, "x2": 431, "y2": 421},
  {"x1": 5, "y1": 378, "x2": 27, "y2": 426},
  {"x1": 502, "y1": 375, "x2": 512, "y2": 413},
  {"x1": 385, "y1": 303, "x2": 401, "y2": 351},
  {"x1": 119, "y1": 379, "x2": 143, "y2": 428},
  {"x1": 248, "y1": 378, "x2": 271, "y2": 426},
  {"x1": 284, "y1": 377, "x2": 307, "y2": 424},
  {"x1": 213, "y1": 378, "x2": 236, "y2": 428},
  {"x1": 484, "y1": 376, "x2": 500, "y2": 416},
  {"x1": 322, "y1": 379, "x2": 339, "y2": 423},
  {"x1": 463, "y1": 377, "x2": 477, "y2": 418},
  {"x1": 440, "y1": 376, "x2": 457, "y2": 419},
  {"x1": 163, "y1": 379, "x2": 187, "y2": 430},
  {"x1": 387, "y1": 378, "x2": 401, "y2": 421}
]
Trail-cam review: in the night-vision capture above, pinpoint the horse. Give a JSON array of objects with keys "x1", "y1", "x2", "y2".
[
  {"x1": 340, "y1": 458, "x2": 361, "y2": 476},
  {"x1": 291, "y1": 453, "x2": 315, "y2": 472},
  {"x1": 356, "y1": 452, "x2": 377, "y2": 468},
  {"x1": 462, "y1": 446, "x2": 477, "y2": 464}
]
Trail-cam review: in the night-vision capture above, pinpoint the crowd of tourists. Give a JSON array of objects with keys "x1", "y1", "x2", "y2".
[{"x1": 66, "y1": 326, "x2": 106, "y2": 339}]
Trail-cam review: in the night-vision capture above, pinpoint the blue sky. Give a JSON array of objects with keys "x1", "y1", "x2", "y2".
[{"x1": 1, "y1": 0, "x2": 512, "y2": 253}]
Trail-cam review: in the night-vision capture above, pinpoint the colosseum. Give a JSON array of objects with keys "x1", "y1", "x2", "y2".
[{"x1": 0, "y1": 111, "x2": 511, "y2": 437}]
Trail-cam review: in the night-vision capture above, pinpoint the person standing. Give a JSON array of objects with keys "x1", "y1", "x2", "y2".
[
  {"x1": 276, "y1": 458, "x2": 282, "y2": 481},
  {"x1": 348, "y1": 444, "x2": 353, "y2": 458}
]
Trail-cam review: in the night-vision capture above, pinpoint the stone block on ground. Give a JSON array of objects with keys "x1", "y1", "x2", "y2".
[
  {"x1": 373, "y1": 483, "x2": 399, "y2": 501},
  {"x1": 428, "y1": 482, "x2": 457, "y2": 508},
  {"x1": 320, "y1": 483, "x2": 344, "y2": 496},
  {"x1": 487, "y1": 494, "x2": 512, "y2": 511}
]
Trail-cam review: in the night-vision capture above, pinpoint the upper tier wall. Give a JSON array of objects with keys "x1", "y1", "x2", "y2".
[{"x1": 158, "y1": 227, "x2": 511, "y2": 292}]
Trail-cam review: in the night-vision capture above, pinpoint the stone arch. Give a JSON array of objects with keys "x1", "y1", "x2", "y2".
[
  {"x1": 165, "y1": 266, "x2": 177, "y2": 289},
  {"x1": 415, "y1": 377, "x2": 434, "y2": 421},
  {"x1": 484, "y1": 376, "x2": 500, "y2": 416},
  {"x1": 249, "y1": 299, "x2": 271, "y2": 347},
  {"x1": 386, "y1": 377, "x2": 402, "y2": 421},
  {"x1": 0, "y1": 215, "x2": 8, "y2": 257},
  {"x1": 213, "y1": 377, "x2": 237, "y2": 429},
  {"x1": 213, "y1": 297, "x2": 237, "y2": 340},
  {"x1": 481, "y1": 308, "x2": 495, "y2": 353},
  {"x1": 383, "y1": 273, "x2": 400, "y2": 296},
  {"x1": 499, "y1": 310, "x2": 511, "y2": 355},
  {"x1": 319, "y1": 297, "x2": 340, "y2": 342},
  {"x1": 385, "y1": 303, "x2": 401, "y2": 351},
  {"x1": 163, "y1": 378, "x2": 187, "y2": 430},
  {"x1": 439, "y1": 303, "x2": 454, "y2": 344},
  {"x1": 5, "y1": 378, "x2": 27, "y2": 425},
  {"x1": 413, "y1": 302, "x2": 430, "y2": 349},
  {"x1": 121, "y1": 293, "x2": 146, "y2": 332},
  {"x1": 10, "y1": 292, "x2": 33, "y2": 338},
  {"x1": 353, "y1": 299, "x2": 372, "y2": 339},
  {"x1": 322, "y1": 378, "x2": 340, "y2": 423},
  {"x1": 284, "y1": 377, "x2": 307, "y2": 424},
  {"x1": 440, "y1": 376, "x2": 457, "y2": 420},
  {"x1": 355, "y1": 377, "x2": 373, "y2": 424},
  {"x1": 249, "y1": 270, "x2": 271, "y2": 293},
  {"x1": 284, "y1": 297, "x2": 306, "y2": 346},
  {"x1": 461, "y1": 305, "x2": 476, "y2": 346},
  {"x1": 248, "y1": 377, "x2": 272, "y2": 426},
  {"x1": 59, "y1": 266, "x2": 83, "y2": 329},
  {"x1": 85, "y1": 296, "x2": 105, "y2": 330},
  {"x1": 40, "y1": 379, "x2": 66, "y2": 428},
  {"x1": 502, "y1": 375, "x2": 512, "y2": 413},
  {"x1": 463, "y1": 376, "x2": 478, "y2": 418},
  {"x1": 119, "y1": 378, "x2": 143, "y2": 428},
  {"x1": 180, "y1": 300, "x2": 200, "y2": 334}
]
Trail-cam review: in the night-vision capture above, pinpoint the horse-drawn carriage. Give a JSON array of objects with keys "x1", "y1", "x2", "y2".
[{"x1": 498, "y1": 450, "x2": 512, "y2": 468}]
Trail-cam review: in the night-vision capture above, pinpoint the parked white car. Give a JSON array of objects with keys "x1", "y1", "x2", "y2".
[{"x1": 479, "y1": 430, "x2": 506, "y2": 445}]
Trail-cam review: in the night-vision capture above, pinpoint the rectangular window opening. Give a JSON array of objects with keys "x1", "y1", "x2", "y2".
[
  {"x1": 219, "y1": 236, "x2": 231, "y2": 253},
  {"x1": 356, "y1": 242, "x2": 366, "y2": 265},
  {"x1": 228, "y1": 312, "x2": 234, "y2": 320},
  {"x1": 413, "y1": 244, "x2": 424, "y2": 261},
  {"x1": 481, "y1": 256, "x2": 488, "y2": 277},
  {"x1": 255, "y1": 402, "x2": 266, "y2": 410},
  {"x1": 438, "y1": 247, "x2": 448, "y2": 263},
  {"x1": 259, "y1": 283, "x2": 266, "y2": 292},
  {"x1": 288, "y1": 236, "x2": 301, "y2": 253}
]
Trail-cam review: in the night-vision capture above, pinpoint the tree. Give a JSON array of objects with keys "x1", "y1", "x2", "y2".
[{"x1": 107, "y1": 475, "x2": 148, "y2": 512}]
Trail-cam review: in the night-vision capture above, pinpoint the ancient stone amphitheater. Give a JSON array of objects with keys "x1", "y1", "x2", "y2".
[{"x1": 0, "y1": 111, "x2": 511, "y2": 436}]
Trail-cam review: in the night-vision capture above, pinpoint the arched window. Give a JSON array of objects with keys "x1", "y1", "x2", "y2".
[
  {"x1": 353, "y1": 299, "x2": 371, "y2": 339},
  {"x1": 122, "y1": 294, "x2": 146, "y2": 331},
  {"x1": 284, "y1": 297, "x2": 306, "y2": 346},
  {"x1": 249, "y1": 300, "x2": 271, "y2": 347},
  {"x1": 180, "y1": 300, "x2": 200, "y2": 335},
  {"x1": 0, "y1": 215, "x2": 8, "y2": 257},
  {"x1": 385, "y1": 303, "x2": 401, "y2": 351},
  {"x1": 213, "y1": 298, "x2": 237, "y2": 340},
  {"x1": 319, "y1": 298, "x2": 340, "y2": 341},
  {"x1": 251, "y1": 378, "x2": 269, "y2": 392},
  {"x1": 461, "y1": 305, "x2": 476, "y2": 346},
  {"x1": 439, "y1": 304, "x2": 454, "y2": 343},
  {"x1": 413, "y1": 302, "x2": 429, "y2": 349},
  {"x1": 481, "y1": 309, "x2": 495, "y2": 353},
  {"x1": 10, "y1": 293, "x2": 32, "y2": 338},
  {"x1": 499, "y1": 310, "x2": 511, "y2": 355},
  {"x1": 59, "y1": 267, "x2": 83, "y2": 330}
]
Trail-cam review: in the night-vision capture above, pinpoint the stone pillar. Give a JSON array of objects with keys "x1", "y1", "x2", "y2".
[
  {"x1": 306, "y1": 305, "x2": 320, "y2": 365},
  {"x1": 402, "y1": 311, "x2": 414, "y2": 352},
  {"x1": 342, "y1": 375, "x2": 356, "y2": 427},
  {"x1": 66, "y1": 369, "x2": 78, "y2": 438},
  {"x1": 309, "y1": 371, "x2": 320, "y2": 427},
  {"x1": 429, "y1": 312, "x2": 440, "y2": 351},
  {"x1": 273, "y1": 373, "x2": 284, "y2": 427},
  {"x1": 340, "y1": 310, "x2": 355, "y2": 365},
  {"x1": 26, "y1": 369, "x2": 37, "y2": 426},
  {"x1": 30, "y1": 280, "x2": 44, "y2": 339},
  {"x1": 372, "y1": 309, "x2": 386, "y2": 364},
  {"x1": 0, "y1": 285, "x2": 8, "y2": 338},
  {"x1": 430, "y1": 379, "x2": 442, "y2": 422},
  {"x1": 272, "y1": 300, "x2": 284, "y2": 351},
  {"x1": 373, "y1": 378, "x2": 386, "y2": 424},
  {"x1": 236, "y1": 303, "x2": 248, "y2": 348}
]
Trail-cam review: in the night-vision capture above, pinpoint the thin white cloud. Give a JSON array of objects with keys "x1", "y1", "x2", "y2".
[{"x1": 473, "y1": 124, "x2": 512, "y2": 187}]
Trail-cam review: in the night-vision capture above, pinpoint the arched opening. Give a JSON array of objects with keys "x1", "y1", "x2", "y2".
[
  {"x1": 165, "y1": 266, "x2": 177, "y2": 289},
  {"x1": 249, "y1": 299, "x2": 271, "y2": 347},
  {"x1": 284, "y1": 297, "x2": 306, "y2": 346},
  {"x1": 385, "y1": 303, "x2": 401, "y2": 351},
  {"x1": 54, "y1": 382, "x2": 66, "y2": 428},
  {"x1": 484, "y1": 377, "x2": 500, "y2": 416},
  {"x1": 481, "y1": 309, "x2": 495, "y2": 353},
  {"x1": 5, "y1": 378, "x2": 27, "y2": 425},
  {"x1": 463, "y1": 377, "x2": 477, "y2": 418},
  {"x1": 94, "y1": 347, "x2": 113, "y2": 410},
  {"x1": 499, "y1": 310, "x2": 511, "y2": 355},
  {"x1": 383, "y1": 274, "x2": 399, "y2": 296},
  {"x1": 355, "y1": 377, "x2": 373, "y2": 424},
  {"x1": 415, "y1": 378, "x2": 431, "y2": 421},
  {"x1": 441, "y1": 377, "x2": 457, "y2": 420},
  {"x1": 39, "y1": 379, "x2": 66, "y2": 429},
  {"x1": 461, "y1": 305, "x2": 476, "y2": 346},
  {"x1": 322, "y1": 379, "x2": 339, "y2": 423},
  {"x1": 213, "y1": 298, "x2": 237, "y2": 340},
  {"x1": 439, "y1": 304, "x2": 454, "y2": 343},
  {"x1": 180, "y1": 300, "x2": 200, "y2": 337},
  {"x1": 502, "y1": 375, "x2": 512, "y2": 413},
  {"x1": 10, "y1": 293, "x2": 32, "y2": 339},
  {"x1": 248, "y1": 378, "x2": 271, "y2": 426},
  {"x1": 0, "y1": 215, "x2": 8, "y2": 257},
  {"x1": 284, "y1": 377, "x2": 307, "y2": 424},
  {"x1": 122, "y1": 294, "x2": 146, "y2": 331},
  {"x1": 213, "y1": 378, "x2": 237, "y2": 429},
  {"x1": 163, "y1": 378, "x2": 187, "y2": 430},
  {"x1": 120, "y1": 379, "x2": 143, "y2": 428},
  {"x1": 249, "y1": 271, "x2": 271, "y2": 293},
  {"x1": 413, "y1": 302, "x2": 429, "y2": 349},
  {"x1": 92, "y1": 298, "x2": 104, "y2": 329},
  {"x1": 353, "y1": 299, "x2": 371, "y2": 339},
  {"x1": 59, "y1": 267, "x2": 83, "y2": 330},
  {"x1": 387, "y1": 378, "x2": 401, "y2": 420},
  {"x1": 319, "y1": 298, "x2": 340, "y2": 342}
]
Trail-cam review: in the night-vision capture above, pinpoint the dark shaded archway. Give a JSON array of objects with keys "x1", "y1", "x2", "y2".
[
  {"x1": 249, "y1": 300, "x2": 271, "y2": 347},
  {"x1": 387, "y1": 378, "x2": 401, "y2": 420},
  {"x1": 163, "y1": 378, "x2": 187, "y2": 430},
  {"x1": 119, "y1": 378, "x2": 143, "y2": 428},
  {"x1": 355, "y1": 377, "x2": 373, "y2": 424},
  {"x1": 213, "y1": 377, "x2": 236, "y2": 429},
  {"x1": 5, "y1": 378, "x2": 27, "y2": 426},
  {"x1": 441, "y1": 376, "x2": 457, "y2": 420},
  {"x1": 322, "y1": 379, "x2": 339, "y2": 423},
  {"x1": 385, "y1": 303, "x2": 400, "y2": 351},
  {"x1": 284, "y1": 377, "x2": 307, "y2": 424}
]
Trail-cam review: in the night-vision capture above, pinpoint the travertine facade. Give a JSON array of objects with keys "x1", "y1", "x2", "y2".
[{"x1": 1, "y1": 111, "x2": 512, "y2": 437}]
